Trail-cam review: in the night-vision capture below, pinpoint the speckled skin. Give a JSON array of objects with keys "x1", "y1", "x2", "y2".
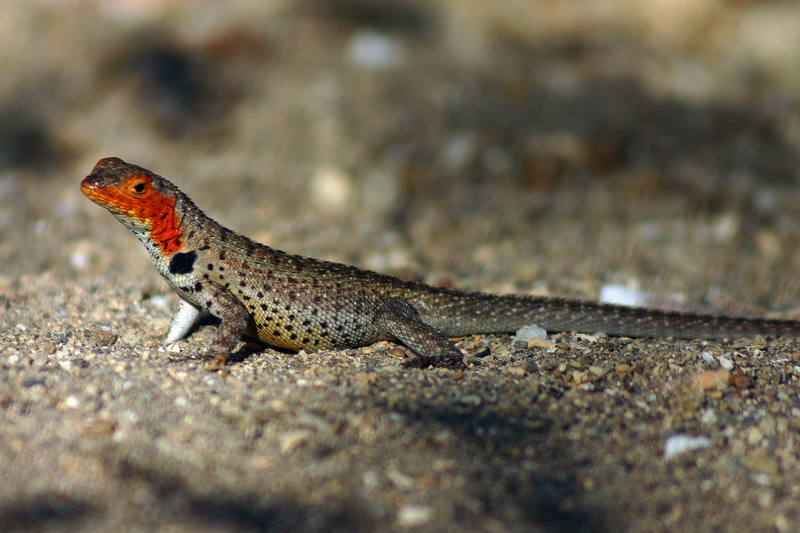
[{"x1": 82, "y1": 157, "x2": 800, "y2": 369}]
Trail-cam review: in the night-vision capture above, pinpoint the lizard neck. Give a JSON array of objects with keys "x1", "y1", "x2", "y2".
[{"x1": 135, "y1": 187, "x2": 215, "y2": 276}]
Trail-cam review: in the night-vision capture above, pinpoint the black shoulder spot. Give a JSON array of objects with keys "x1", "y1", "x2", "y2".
[{"x1": 169, "y1": 251, "x2": 197, "y2": 275}]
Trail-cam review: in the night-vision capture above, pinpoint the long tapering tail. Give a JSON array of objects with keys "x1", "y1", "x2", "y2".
[{"x1": 410, "y1": 289, "x2": 800, "y2": 339}]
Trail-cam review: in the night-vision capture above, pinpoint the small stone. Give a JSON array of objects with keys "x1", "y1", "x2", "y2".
[
  {"x1": 353, "y1": 372, "x2": 377, "y2": 385},
  {"x1": 588, "y1": 365, "x2": 608, "y2": 378},
  {"x1": 748, "y1": 450, "x2": 779, "y2": 476},
  {"x1": 505, "y1": 366, "x2": 527, "y2": 377},
  {"x1": 759, "y1": 416, "x2": 777, "y2": 436},
  {"x1": 718, "y1": 354, "x2": 734, "y2": 370},
  {"x1": 528, "y1": 337, "x2": 556, "y2": 349},
  {"x1": 38, "y1": 341, "x2": 56, "y2": 355},
  {"x1": 397, "y1": 504, "x2": 433, "y2": 528},
  {"x1": 599, "y1": 284, "x2": 646, "y2": 307},
  {"x1": 456, "y1": 395, "x2": 482, "y2": 409},
  {"x1": 309, "y1": 166, "x2": 352, "y2": 213},
  {"x1": 386, "y1": 468, "x2": 415, "y2": 490},
  {"x1": 63, "y1": 395, "x2": 80, "y2": 409},
  {"x1": 91, "y1": 330, "x2": 117, "y2": 347},
  {"x1": 82, "y1": 419, "x2": 116, "y2": 438},
  {"x1": 692, "y1": 369, "x2": 730, "y2": 391},
  {"x1": 388, "y1": 347, "x2": 408, "y2": 360},
  {"x1": 278, "y1": 429, "x2": 314, "y2": 455},
  {"x1": 248, "y1": 455, "x2": 273, "y2": 470},
  {"x1": 729, "y1": 370, "x2": 751, "y2": 390},
  {"x1": 347, "y1": 30, "x2": 405, "y2": 70},
  {"x1": 514, "y1": 325, "x2": 548, "y2": 347},
  {"x1": 615, "y1": 364, "x2": 632, "y2": 374},
  {"x1": 747, "y1": 427, "x2": 764, "y2": 445},
  {"x1": 663, "y1": 434, "x2": 712, "y2": 460}
]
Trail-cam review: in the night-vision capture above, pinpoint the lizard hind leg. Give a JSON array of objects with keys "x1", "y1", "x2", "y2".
[{"x1": 374, "y1": 299, "x2": 465, "y2": 368}]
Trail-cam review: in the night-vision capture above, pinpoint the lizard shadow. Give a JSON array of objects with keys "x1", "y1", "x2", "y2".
[
  {"x1": 0, "y1": 495, "x2": 96, "y2": 533},
  {"x1": 354, "y1": 363, "x2": 615, "y2": 532},
  {"x1": 296, "y1": 357, "x2": 620, "y2": 532}
]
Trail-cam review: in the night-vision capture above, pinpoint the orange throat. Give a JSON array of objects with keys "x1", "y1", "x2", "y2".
[{"x1": 82, "y1": 181, "x2": 186, "y2": 256}]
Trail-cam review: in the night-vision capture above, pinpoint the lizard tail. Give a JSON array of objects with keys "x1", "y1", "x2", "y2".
[{"x1": 410, "y1": 290, "x2": 800, "y2": 340}]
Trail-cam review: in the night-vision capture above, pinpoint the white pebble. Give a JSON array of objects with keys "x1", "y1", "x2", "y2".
[
  {"x1": 663, "y1": 434, "x2": 712, "y2": 460},
  {"x1": 347, "y1": 30, "x2": 405, "y2": 69},
  {"x1": 599, "y1": 284, "x2": 645, "y2": 307},
  {"x1": 309, "y1": 165, "x2": 352, "y2": 213},
  {"x1": 64, "y1": 395, "x2": 80, "y2": 409},
  {"x1": 514, "y1": 325, "x2": 548, "y2": 346},
  {"x1": 718, "y1": 354, "x2": 734, "y2": 370},
  {"x1": 397, "y1": 504, "x2": 433, "y2": 528},
  {"x1": 149, "y1": 295, "x2": 170, "y2": 309}
]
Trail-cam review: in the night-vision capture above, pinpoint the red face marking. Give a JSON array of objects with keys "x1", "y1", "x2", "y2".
[{"x1": 81, "y1": 170, "x2": 185, "y2": 255}]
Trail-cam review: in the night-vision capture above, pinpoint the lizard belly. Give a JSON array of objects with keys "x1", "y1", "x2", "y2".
[
  {"x1": 241, "y1": 288, "x2": 382, "y2": 352},
  {"x1": 252, "y1": 301, "x2": 382, "y2": 352}
]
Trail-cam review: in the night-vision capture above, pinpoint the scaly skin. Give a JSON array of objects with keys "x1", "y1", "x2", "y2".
[{"x1": 82, "y1": 157, "x2": 800, "y2": 369}]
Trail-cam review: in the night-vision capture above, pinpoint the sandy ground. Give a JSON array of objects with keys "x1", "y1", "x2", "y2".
[{"x1": 3, "y1": 1, "x2": 800, "y2": 531}]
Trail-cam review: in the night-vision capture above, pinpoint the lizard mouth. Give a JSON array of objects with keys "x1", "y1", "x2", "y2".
[
  {"x1": 81, "y1": 175, "x2": 101, "y2": 194},
  {"x1": 80, "y1": 175, "x2": 111, "y2": 205},
  {"x1": 81, "y1": 175, "x2": 129, "y2": 218}
]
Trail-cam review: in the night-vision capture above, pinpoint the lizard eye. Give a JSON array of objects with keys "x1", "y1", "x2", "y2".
[{"x1": 129, "y1": 178, "x2": 148, "y2": 194}]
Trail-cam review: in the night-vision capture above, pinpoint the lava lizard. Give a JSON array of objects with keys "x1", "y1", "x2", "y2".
[{"x1": 81, "y1": 157, "x2": 800, "y2": 370}]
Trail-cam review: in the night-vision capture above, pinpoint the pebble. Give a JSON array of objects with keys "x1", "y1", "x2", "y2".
[
  {"x1": 504, "y1": 366, "x2": 527, "y2": 377},
  {"x1": 386, "y1": 468, "x2": 415, "y2": 490},
  {"x1": 513, "y1": 325, "x2": 548, "y2": 347},
  {"x1": 278, "y1": 429, "x2": 315, "y2": 455},
  {"x1": 692, "y1": 369, "x2": 730, "y2": 391},
  {"x1": 83, "y1": 419, "x2": 116, "y2": 438},
  {"x1": 747, "y1": 427, "x2": 764, "y2": 445},
  {"x1": 663, "y1": 434, "x2": 712, "y2": 460},
  {"x1": 347, "y1": 30, "x2": 405, "y2": 69},
  {"x1": 91, "y1": 330, "x2": 118, "y2": 347},
  {"x1": 397, "y1": 504, "x2": 433, "y2": 528},
  {"x1": 599, "y1": 284, "x2": 645, "y2": 307},
  {"x1": 748, "y1": 450, "x2": 779, "y2": 476},
  {"x1": 309, "y1": 166, "x2": 352, "y2": 213},
  {"x1": 588, "y1": 365, "x2": 608, "y2": 378},
  {"x1": 528, "y1": 337, "x2": 556, "y2": 349},
  {"x1": 615, "y1": 364, "x2": 632, "y2": 374},
  {"x1": 718, "y1": 354, "x2": 733, "y2": 370}
]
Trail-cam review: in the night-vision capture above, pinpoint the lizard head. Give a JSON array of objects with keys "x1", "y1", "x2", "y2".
[{"x1": 82, "y1": 157, "x2": 186, "y2": 254}]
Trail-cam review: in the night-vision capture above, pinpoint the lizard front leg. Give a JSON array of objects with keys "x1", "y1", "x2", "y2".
[
  {"x1": 374, "y1": 299, "x2": 465, "y2": 368},
  {"x1": 192, "y1": 283, "x2": 249, "y2": 371}
]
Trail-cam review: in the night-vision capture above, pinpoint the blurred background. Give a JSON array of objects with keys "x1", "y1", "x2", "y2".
[{"x1": 4, "y1": 0, "x2": 800, "y2": 313}]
